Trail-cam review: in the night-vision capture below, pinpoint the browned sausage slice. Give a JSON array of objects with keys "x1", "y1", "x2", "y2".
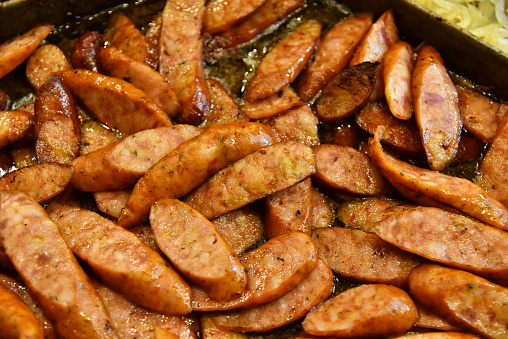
[
  {"x1": 371, "y1": 205, "x2": 508, "y2": 284},
  {"x1": 204, "y1": 78, "x2": 247, "y2": 128},
  {"x1": 241, "y1": 85, "x2": 302, "y2": 120},
  {"x1": 100, "y1": 47, "x2": 180, "y2": 118},
  {"x1": 71, "y1": 31, "x2": 104, "y2": 73},
  {"x1": 204, "y1": 0, "x2": 304, "y2": 61},
  {"x1": 93, "y1": 278, "x2": 196, "y2": 339},
  {"x1": 105, "y1": 13, "x2": 149, "y2": 65},
  {"x1": 244, "y1": 20, "x2": 322, "y2": 102},
  {"x1": 150, "y1": 199, "x2": 247, "y2": 301},
  {"x1": 314, "y1": 62, "x2": 379, "y2": 124},
  {"x1": 369, "y1": 128, "x2": 508, "y2": 230},
  {"x1": 203, "y1": 0, "x2": 267, "y2": 34},
  {"x1": 0, "y1": 23, "x2": 54, "y2": 80},
  {"x1": 265, "y1": 178, "x2": 312, "y2": 239},
  {"x1": 336, "y1": 197, "x2": 405, "y2": 231},
  {"x1": 0, "y1": 282, "x2": 44, "y2": 339},
  {"x1": 314, "y1": 227, "x2": 424, "y2": 288},
  {"x1": 0, "y1": 163, "x2": 73, "y2": 203},
  {"x1": 201, "y1": 315, "x2": 248, "y2": 338},
  {"x1": 26, "y1": 44, "x2": 71, "y2": 90},
  {"x1": 412, "y1": 45, "x2": 462, "y2": 171},
  {"x1": 51, "y1": 206, "x2": 192, "y2": 316},
  {"x1": 265, "y1": 104, "x2": 320, "y2": 146},
  {"x1": 34, "y1": 75, "x2": 80, "y2": 164},
  {"x1": 159, "y1": 0, "x2": 210, "y2": 125},
  {"x1": 58, "y1": 69, "x2": 172, "y2": 135},
  {"x1": 0, "y1": 192, "x2": 117, "y2": 339},
  {"x1": 210, "y1": 259, "x2": 333, "y2": 332},
  {"x1": 184, "y1": 141, "x2": 316, "y2": 220},
  {"x1": 311, "y1": 187, "x2": 334, "y2": 228},
  {"x1": 79, "y1": 120, "x2": 121, "y2": 155},
  {"x1": 93, "y1": 189, "x2": 131, "y2": 220},
  {"x1": 383, "y1": 41, "x2": 414, "y2": 120},
  {"x1": 296, "y1": 13, "x2": 373, "y2": 102},
  {"x1": 118, "y1": 122, "x2": 273, "y2": 228},
  {"x1": 0, "y1": 110, "x2": 34, "y2": 149},
  {"x1": 312, "y1": 143, "x2": 390, "y2": 197},
  {"x1": 409, "y1": 263, "x2": 508, "y2": 339},
  {"x1": 192, "y1": 232, "x2": 318, "y2": 311},
  {"x1": 302, "y1": 284, "x2": 418, "y2": 338},
  {"x1": 71, "y1": 125, "x2": 202, "y2": 191},
  {"x1": 393, "y1": 333, "x2": 482, "y2": 339}
]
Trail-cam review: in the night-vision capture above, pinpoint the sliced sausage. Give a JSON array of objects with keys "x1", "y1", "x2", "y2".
[
  {"x1": 313, "y1": 227, "x2": 424, "y2": 288},
  {"x1": 302, "y1": 284, "x2": 418, "y2": 338},
  {"x1": 34, "y1": 75, "x2": 80, "y2": 164},
  {"x1": 118, "y1": 122, "x2": 273, "y2": 228},
  {"x1": 312, "y1": 144, "x2": 390, "y2": 197},
  {"x1": 191, "y1": 232, "x2": 318, "y2": 311},
  {"x1": 296, "y1": 13, "x2": 373, "y2": 102},
  {"x1": 314, "y1": 62, "x2": 379, "y2": 124},
  {"x1": 93, "y1": 278, "x2": 196, "y2": 339},
  {"x1": 414, "y1": 300, "x2": 461, "y2": 332},
  {"x1": 144, "y1": 13, "x2": 161, "y2": 70},
  {"x1": 203, "y1": 77, "x2": 247, "y2": 128},
  {"x1": 412, "y1": 45, "x2": 462, "y2": 171},
  {"x1": 409, "y1": 263, "x2": 508, "y2": 339},
  {"x1": 369, "y1": 128, "x2": 508, "y2": 231},
  {"x1": 100, "y1": 47, "x2": 180, "y2": 118},
  {"x1": 330, "y1": 119, "x2": 366, "y2": 148},
  {"x1": 93, "y1": 189, "x2": 131, "y2": 220},
  {"x1": 159, "y1": 0, "x2": 209, "y2": 125},
  {"x1": 311, "y1": 187, "x2": 334, "y2": 228},
  {"x1": 0, "y1": 23, "x2": 54, "y2": 80},
  {"x1": 210, "y1": 203, "x2": 265, "y2": 255},
  {"x1": 58, "y1": 69, "x2": 172, "y2": 135},
  {"x1": 204, "y1": 0, "x2": 304, "y2": 61},
  {"x1": 383, "y1": 41, "x2": 414, "y2": 120},
  {"x1": 150, "y1": 199, "x2": 247, "y2": 302},
  {"x1": 336, "y1": 197, "x2": 404, "y2": 231},
  {"x1": 71, "y1": 124, "x2": 202, "y2": 191},
  {"x1": 201, "y1": 315, "x2": 248, "y2": 339},
  {"x1": 0, "y1": 282, "x2": 44, "y2": 339},
  {"x1": 393, "y1": 333, "x2": 482, "y2": 339},
  {"x1": 105, "y1": 13, "x2": 149, "y2": 65},
  {"x1": 79, "y1": 120, "x2": 121, "y2": 155},
  {"x1": 244, "y1": 20, "x2": 322, "y2": 102},
  {"x1": 241, "y1": 85, "x2": 302, "y2": 120},
  {"x1": 371, "y1": 205, "x2": 508, "y2": 284},
  {"x1": 0, "y1": 110, "x2": 34, "y2": 149},
  {"x1": 71, "y1": 31, "x2": 104, "y2": 73},
  {"x1": 50, "y1": 206, "x2": 192, "y2": 316},
  {"x1": 265, "y1": 178, "x2": 313, "y2": 239},
  {"x1": 265, "y1": 104, "x2": 320, "y2": 146},
  {"x1": 0, "y1": 191, "x2": 117, "y2": 339},
  {"x1": 0, "y1": 163, "x2": 73, "y2": 203},
  {"x1": 203, "y1": 0, "x2": 267, "y2": 34},
  {"x1": 26, "y1": 44, "x2": 71, "y2": 90},
  {"x1": 184, "y1": 141, "x2": 316, "y2": 220},
  {"x1": 210, "y1": 259, "x2": 333, "y2": 333}
]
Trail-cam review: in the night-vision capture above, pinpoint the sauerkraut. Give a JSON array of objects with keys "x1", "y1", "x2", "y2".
[{"x1": 414, "y1": 0, "x2": 508, "y2": 54}]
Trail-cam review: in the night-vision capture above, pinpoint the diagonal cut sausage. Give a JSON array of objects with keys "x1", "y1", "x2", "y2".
[{"x1": 203, "y1": 0, "x2": 267, "y2": 34}]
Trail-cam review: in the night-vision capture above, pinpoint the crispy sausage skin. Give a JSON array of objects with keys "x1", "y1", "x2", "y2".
[
  {"x1": 51, "y1": 206, "x2": 192, "y2": 316},
  {"x1": 0, "y1": 282, "x2": 44, "y2": 339},
  {"x1": 118, "y1": 122, "x2": 273, "y2": 228},
  {"x1": 210, "y1": 259, "x2": 333, "y2": 333},
  {"x1": 0, "y1": 191, "x2": 118, "y2": 339},
  {"x1": 34, "y1": 75, "x2": 80, "y2": 164},
  {"x1": 302, "y1": 284, "x2": 418, "y2": 338},
  {"x1": 409, "y1": 264, "x2": 508, "y2": 339},
  {"x1": 184, "y1": 141, "x2": 316, "y2": 220},
  {"x1": 412, "y1": 45, "x2": 462, "y2": 171},
  {"x1": 150, "y1": 199, "x2": 247, "y2": 301}
]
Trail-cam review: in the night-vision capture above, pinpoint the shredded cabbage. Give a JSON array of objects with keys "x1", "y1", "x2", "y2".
[{"x1": 414, "y1": 0, "x2": 508, "y2": 54}]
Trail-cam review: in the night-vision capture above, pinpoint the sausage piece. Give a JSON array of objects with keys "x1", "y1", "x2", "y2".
[
  {"x1": 93, "y1": 189, "x2": 131, "y2": 220},
  {"x1": 0, "y1": 191, "x2": 117, "y2": 339},
  {"x1": 58, "y1": 69, "x2": 172, "y2": 135},
  {"x1": 392, "y1": 333, "x2": 482, "y2": 339},
  {"x1": 241, "y1": 85, "x2": 302, "y2": 120},
  {"x1": 71, "y1": 31, "x2": 104, "y2": 73},
  {"x1": 412, "y1": 45, "x2": 462, "y2": 171},
  {"x1": 184, "y1": 141, "x2": 316, "y2": 220},
  {"x1": 336, "y1": 197, "x2": 405, "y2": 231},
  {"x1": 191, "y1": 232, "x2": 318, "y2": 311},
  {"x1": 244, "y1": 20, "x2": 322, "y2": 102},
  {"x1": 118, "y1": 122, "x2": 273, "y2": 228},
  {"x1": 369, "y1": 128, "x2": 508, "y2": 231},
  {"x1": 203, "y1": 0, "x2": 267, "y2": 34},
  {"x1": 302, "y1": 284, "x2": 418, "y2": 338},
  {"x1": 0, "y1": 23, "x2": 54, "y2": 80},
  {"x1": 265, "y1": 104, "x2": 320, "y2": 146},
  {"x1": 105, "y1": 13, "x2": 149, "y2": 65},
  {"x1": 409, "y1": 263, "x2": 508, "y2": 339},
  {"x1": 26, "y1": 44, "x2": 71, "y2": 90},
  {"x1": 150, "y1": 199, "x2": 247, "y2": 301},
  {"x1": 34, "y1": 75, "x2": 80, "y2": 164},
  {"x1": 203, "y1": 78, "x2": 247, "y2": 128},
  {"x1": 0, "y1": 110, "x2": 34, "y2": 149},
  {"x1": 210, "y1": 259, "x2": 333, "y2": 333},
  {"x1": 296, "y1": 13, "x2": 373, "y2": 102}
]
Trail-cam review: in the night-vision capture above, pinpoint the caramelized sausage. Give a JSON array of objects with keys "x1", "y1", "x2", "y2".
[
  {"x1": 0, "y1": 110, "x2": 34, "y2": 149},
  {"x1": 105, "y1": 13, "x2": 149, "y2": 65},
  {"x1": 203, "y1": 0, "x2": 267, "y2": 34},
  {"x1": 26, "y1": 44, "x2": 71, "y2": 90},
  {"x1": 71, "y1": 31, "x2": 104, "y2": 73}
]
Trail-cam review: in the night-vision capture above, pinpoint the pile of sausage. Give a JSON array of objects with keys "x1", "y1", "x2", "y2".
[{"x1": 0, "y1": 0, "x2": 507, "y2": 338}]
